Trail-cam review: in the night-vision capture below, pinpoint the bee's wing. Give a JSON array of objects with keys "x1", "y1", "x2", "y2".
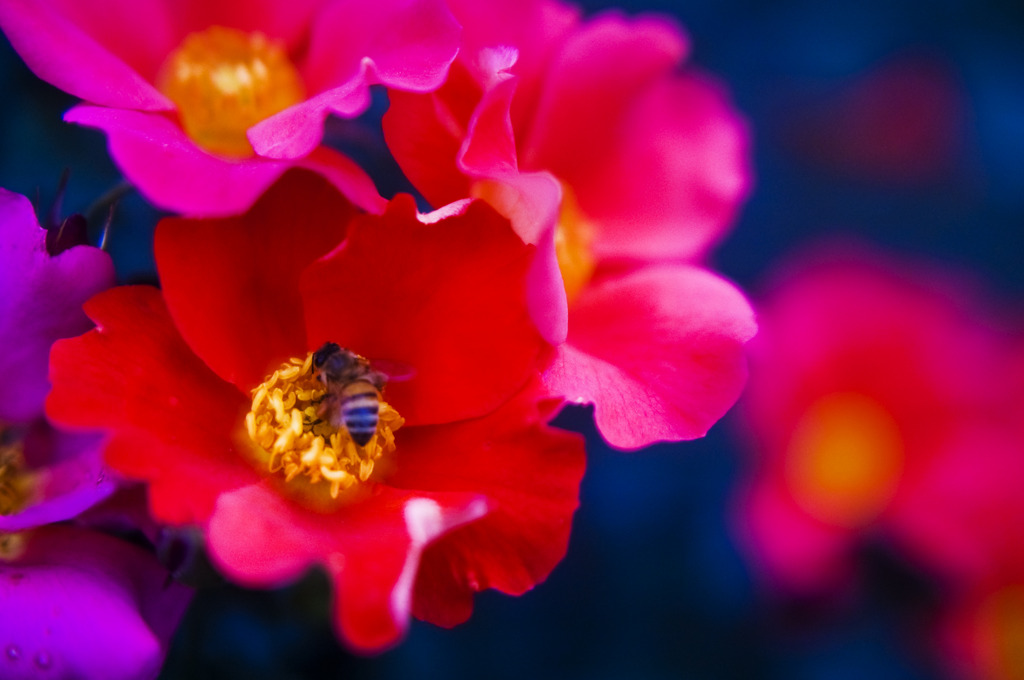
[{"x1": 369, "y1": 358, "x2": 417, "y2": 383}]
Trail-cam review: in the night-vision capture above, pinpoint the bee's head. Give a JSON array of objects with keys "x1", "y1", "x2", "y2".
[{"x1": 311, "y1": 342, "x2": 341, "y2": 373}]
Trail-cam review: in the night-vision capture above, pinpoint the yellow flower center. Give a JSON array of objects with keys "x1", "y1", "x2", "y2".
[
  {"x1": 784, "y1": 392, "x2": 903, "y2": 528},
  {"x1": 471, "y1": 179, "x2": 596, "y2": 305},
  {"x1": 157, "y1": 26, "x2": 305, "y2": 158},
  {"x1": 0, "y1": 430, "x2": 30, "y2": 560},
  {"x1": 245, "y1": 352, "x2": 404, "y2": 500},
  {"x1": 553, "y1": 185, "x2": 597, "y2": 305},
  {"x1": 977, "y1": 586, "x2": 1024, "y2": 680}
]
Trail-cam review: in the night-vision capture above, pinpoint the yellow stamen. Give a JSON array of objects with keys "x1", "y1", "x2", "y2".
[
  {"x1": 471, "y1": 179, "x2": 597, "y2": 305},
  {"x1": 246, "y1": 353, "x2": 404, "y2": 499},
  {"x1": 157, "y1": 26, "x2": 305, "y2": 158},
  {"x1": 0, "y1": 429, "x2": 31, "y2": 560},
  {"x1": 784, "y1": 392, "x2": 903, "y2": 528},
  {"x1": 553, "y1": 184, "x2": 597, "y2": 304},
  {"x1": 976, "y1": 586, "x2": 1024, "y2": 680}
]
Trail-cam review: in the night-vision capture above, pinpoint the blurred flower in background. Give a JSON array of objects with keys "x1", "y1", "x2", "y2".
[{"x1": 734, "y1": 244, "x2": 1024, "y2": 679}]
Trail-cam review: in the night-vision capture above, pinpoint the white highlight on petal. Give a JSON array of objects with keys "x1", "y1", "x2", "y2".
[
  {"x1": 389, "y1": 497, "x2": 488, "y2": 628},
  {"x1": 418, "y1": 199, "x2": 473, "y2": 224}
]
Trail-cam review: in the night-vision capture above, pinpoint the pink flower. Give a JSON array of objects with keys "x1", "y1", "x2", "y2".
[
  {"x1": 734, "y1": 243, "x2": 1020, "y2": 597},
  {"x1": 383, "y1": 0, "x2": 756, "y2": 449},
  {"x1": 0, "y1": 0, "x2": 460, "y2": 215}
]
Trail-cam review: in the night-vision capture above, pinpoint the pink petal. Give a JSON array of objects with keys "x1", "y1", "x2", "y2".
[
  {"x1": 521, "y1": 15, "x2": 749, "y2": 260},
  {"x1": 574, "y1": 72, "x2": 753, "y2": 261},
  {"x1": 544, "y1": 265, "x2": 757, "y2": 449},
  {"x1": 65, "y1": 105, "x2": 290, "y2": 216},
  {"x1": 250, "y1": 0, "x2": 460, "y2": 160},
  {"x1": 0, "y1": 0, "x2": 174, "y2": 109},
  {"x1": 207, "y1": 483, "x2": 485, "y2": 652},
  {"x1": 172, "y1": 0, "x2": 324, "y2": 49},
  {"x1": 65, "y1": 106, "x2": 382, "y2": 217},
  {"x1": 445, "y1": 0, "x2": 580, "y2": 128},
  {"x1": 303, "y1": 0, "x2": 460, "y2": 95},
  {"x1": 523, "y1": 12, "x2": 688, "y2": 171},
  {"x1": 0, "y1": 189, "x2": 114, "y2": 423}
]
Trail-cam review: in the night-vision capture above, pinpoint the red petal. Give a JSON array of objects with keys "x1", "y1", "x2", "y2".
[
  {"x1": 46, "y1": 286, "x2": 258, "y2": 526},
  {"x1": 383, "y1": 62, "x2": 480, "y2": 208},
  {"x1": 389, "y1": 381, "x2": 586, "y2": 627},
  {"x1": 207, "y1": 482, "x2": 486, "y2": 651},
  {"x1": 156, "y1": 170, "x2": 356, "y2": 393},
  {"x1": 301, "y1": 196, "x2": 544, "y2": 425},
  {"x1": 545, "y1": 265, "x2": 757, "y2": 449}
]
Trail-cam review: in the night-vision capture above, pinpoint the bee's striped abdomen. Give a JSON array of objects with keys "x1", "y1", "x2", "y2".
[{"x1": 339, "y1": 381, "x2": 380, "y2": 446}]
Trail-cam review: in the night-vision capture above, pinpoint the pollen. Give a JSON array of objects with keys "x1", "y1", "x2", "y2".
[
  {"x1": 246, "y1": 353, "x2": 404, "y2": 499},
  {"x1": 157, "y1": 26, "x2": 305, "y2": 158},
  {"x1": 0, "y1": 434, "x2": 30, "y2": 518},
  {"x1": 554, "y1": 184, "x2": 597, "y2": 304},
  {"x1": 0, "y1": 430, "x2": 31, "y2": 561}
]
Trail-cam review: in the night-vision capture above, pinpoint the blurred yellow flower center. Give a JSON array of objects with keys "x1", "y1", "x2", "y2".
[
  {"x1": 246, "y1": 352, "x2": 404, "y2": 499},
  {"x1": 553, "y1": 185, "x2": 597, "y2": 305},
  {"x1": 157, "y1": 26, "x2": 305, "y2": 158},
  {"x1": 0, "y1": 430, "x2": 30, "y2": 559},
  {"x1": 784, "y1": 392, "x2": 903, "y2": 528},
  {"x1": 976, "y1": 586, "x2": 1024, "y2": 680}
]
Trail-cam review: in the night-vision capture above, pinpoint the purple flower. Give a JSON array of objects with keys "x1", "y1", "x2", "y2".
[
  {"x1": 0, "y1": 188, "x2": 114, "y2": 424},
  {"x1": 0, "y1": 187, "x2": 190, "y2": 679}
]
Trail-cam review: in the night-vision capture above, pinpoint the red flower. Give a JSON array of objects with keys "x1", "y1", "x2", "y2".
[{"x1": 46, "y1": 170, "x2": 585, "y2": 651}]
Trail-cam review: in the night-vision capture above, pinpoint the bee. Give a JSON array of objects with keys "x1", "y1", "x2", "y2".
[{"x1": 311, "y1": 342, "x2": 388, "y2": 447}]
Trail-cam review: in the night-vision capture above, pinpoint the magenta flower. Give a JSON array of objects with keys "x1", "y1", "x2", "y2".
[
  {"x1": 0, "y1": 0, "x2": 460, "y2": 216},
  {"x1": 0, "y1": 187, "x2": 191, "y2": 679},
  {"x1": 383, "y1": 0, "x2": 756, "y2": 449},
  {"x1": 734, "y1": 244, "x2": 1020, "y2": 597}
]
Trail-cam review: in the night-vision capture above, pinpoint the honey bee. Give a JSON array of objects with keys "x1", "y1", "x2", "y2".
[{"x1": 311, "y1": 342, "x2": 388, "y2": 447}]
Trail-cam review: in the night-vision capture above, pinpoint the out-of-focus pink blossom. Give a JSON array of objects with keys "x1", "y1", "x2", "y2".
[
  {"x1": 0, "y1": 0, "x2": 460, "y2": 216},
  {"x1": 734, "y1": 243, "x2": 1020, "y2": 601},
  {"x1": 384, "y1": 0, "x2": 756, "y2": 449}
]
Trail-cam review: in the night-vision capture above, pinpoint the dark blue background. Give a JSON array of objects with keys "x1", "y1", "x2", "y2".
[{"x1": 2, "y1": 1, "x2": 1023, "y2": 678}]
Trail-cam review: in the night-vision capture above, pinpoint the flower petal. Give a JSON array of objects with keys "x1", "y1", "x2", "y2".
[
  {"x1": 574, "y1": 72, "x2": 753, "y2": 262},
  {"x1": 250, "y1": 0, "x2": 460, "y2": 160},
  {"x1": 207, "y1": 483, "x2": 486, "y2": 651},
  {"x1": 0, "y1": 0, "x2": 174, "y2": 109},
  {"x1": 301, "y1": 196, "x2": 544, "y2": 425},
  {"x1": 0, "y1": 525, "x2": 190, "y2": 680},
  {"x1": 0, "y1": 188, "x2": 114, "y2": 423},
  {"x1": 303, "y1": 0, "x2": 460, "y2": 96},
  {"x1": 390, "y1": 382, "x2": 586, "y2": 627},
  {"x1": 545, "y1": 265, "x2": 757, "y2": 449},
  {"x1": 173, "y1": 0, "x2": 323, "y2": 49},
  {"x1": 0, "y1": 427, "x2": 114, "y2": 532},
  {"x1": 156, "y1": 170, "x2": 356, "y2": 393},
  {"x1": 521, "y1": 15, "x2": 750, "y2": 260},
  {"x1": 46, "y1": 286, "x2": 258, "y2": 526},
  {"x1": 65, "y1": 106, "x2": 291, "y2": 217}
]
